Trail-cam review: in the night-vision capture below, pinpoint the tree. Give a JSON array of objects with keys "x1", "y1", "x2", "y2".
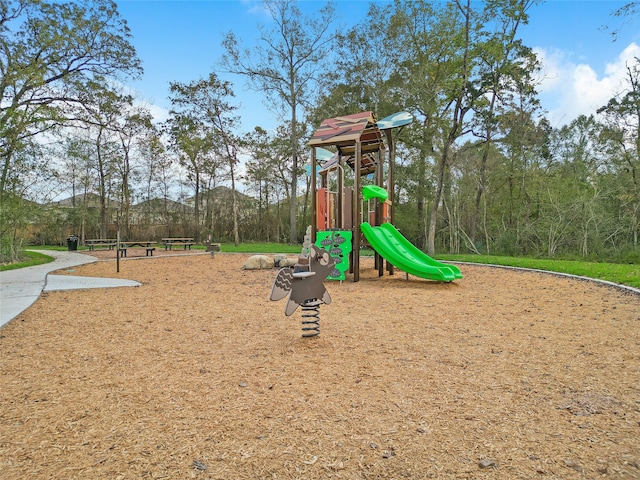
[
  {"x1": 164, "y1": 113, "x2": 215, "y2": 237},
  {"x1": 381, "y1": 0, "x2": 464, "y2": 251},
  {"x1": 135, "y1": 126, "x2": 177, "y2": 237},
  {"x1": 597, "y1": 57, "x2": 640, "y2": 247},
  {"x1": 114, "y1": 106, "x2": 154, "y2": 239},
  {"x1": 492, "y1": 104, "x2": 550, "y2": 254},
  {"x1": 74, "y1": 79, "x2": 131, "y2": 238},
  {"x1": 0, "y1": 0, "x2": 141, "y2": 193},
  {"x1": 243, "y1": 127, "x2": 285, "y2": 241},
  {"x1": 222, "y1": 0, "x2": 337, "y2": 243},
  {"x1": 167, "y1": 73, "x2": 242, "y2": 244},
  {"x1": 138, "y1": 126, "x2": 171, "y2": 204},
  {"x1": 469, "y1": 0, "x2": 539, "y2": 244},
  {"x1": 330, "y1": 2, "x2": 400, "y2": 117},
  {"x1": 60, "y1": 134, "x2": 99, "y2": 241},
  {"x1": 0, "y1": 0, "x2": 140, "y2": 260},
  {"x1": 539, "y1": 116, "x2": 605, "y2": 257},
  {"x1": 605, "y1": 1, "x2": 639, "y2": 42},
  {"x1": 389, "y1": 0, "x2": 480, "y2": 255}
]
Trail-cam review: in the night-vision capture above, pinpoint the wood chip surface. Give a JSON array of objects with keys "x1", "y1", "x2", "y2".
[{"x1": 1, "y1": 251, "x2": 638, "y2": 479}]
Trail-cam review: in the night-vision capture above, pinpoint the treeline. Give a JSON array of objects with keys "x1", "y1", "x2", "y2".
[{"x1": 1, "y1": 0, "x2": 638, "y2": 264}]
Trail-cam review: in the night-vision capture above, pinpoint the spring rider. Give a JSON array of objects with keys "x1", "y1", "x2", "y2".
[{"x1": 270, "y1": 245, "x2": 338, "y2": 337}]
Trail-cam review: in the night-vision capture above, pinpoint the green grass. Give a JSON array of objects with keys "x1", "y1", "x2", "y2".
[
  {"x1": 0, "y1": 251, "x2": 54, "y2": 271},
  {"x1": 24, "y1": 245, "x2": 91, "y2": 251},
  {"x1": 435, "y1": 254, "x2": 640, "y2": 289},
  {"x1": 219, "y1": 242, "x2": 303, "y2": 254}
]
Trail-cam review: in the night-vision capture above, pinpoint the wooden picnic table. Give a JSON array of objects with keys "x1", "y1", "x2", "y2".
[
  {"x1": 118, "y1": 241, "x2": 156, "y2": 257},
  {"x1": 161, "y1": 237, "x2": 195, "y2": 250},
  {"x1": 85, "y1": 239, "x2": 117, "y2": 251}
]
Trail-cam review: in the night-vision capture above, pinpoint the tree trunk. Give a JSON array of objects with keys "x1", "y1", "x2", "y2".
[
  {"x1": 472, "y1": 91, "x2": 496, "y2": 243},
  {"x1": 427, "y1": 145, "x2": 449, "y2": 255},
  {"x1": 289, "y1": 103, "x2": 298, "y2": 244},
  {"x1": 416, "y1": 153, "x2": 428, "y2": 250},
  {"x1": 230, "y1": 164, "x2": 240, "y2": 246}
]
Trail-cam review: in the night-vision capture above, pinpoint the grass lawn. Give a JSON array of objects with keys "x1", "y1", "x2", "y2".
[
  {"x1": 435, "y1": 254, "x2": 640, "y2": 289},
  {"x1": 0, "y1": 250, "x2": 54, "y2": 271}
]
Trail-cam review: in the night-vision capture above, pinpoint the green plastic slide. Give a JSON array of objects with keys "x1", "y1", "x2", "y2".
[{"x1": 361, "y1": 222, "x2": 463, "y2": 282}]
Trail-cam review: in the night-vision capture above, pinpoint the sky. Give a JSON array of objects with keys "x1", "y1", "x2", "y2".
[{"x1": 116, "y1": 0, "x2": 640, "y2": 131}]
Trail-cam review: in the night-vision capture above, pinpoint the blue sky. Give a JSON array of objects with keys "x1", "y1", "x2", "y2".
[{"x1": 117, "y1": 0, "x2": 640, "y2": 130}]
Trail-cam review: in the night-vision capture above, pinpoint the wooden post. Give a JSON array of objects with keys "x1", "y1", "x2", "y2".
[
  {"x1": 384, "y1": 129, "x2": 395, "y2": 275},
  {"x1": 377, "y1": 145, "x2": 385, "y2": 277},
  {"x1": 353, "y1": 140, "x2": 361, "y2": 282},
  {"x1": 337, "y1": 151, "x2": 344, "y2": 228},
  {"x1": 116, "y1": 230, "x2": 120, "y2": 273},
  {"x1": 311, "y1": 148, "x2": 317, "y2": 244}
]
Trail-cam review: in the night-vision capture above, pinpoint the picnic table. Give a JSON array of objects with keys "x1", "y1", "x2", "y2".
[
  {"x1": 85, "y1": 239, "x2": 117, "y2": 251},
  {"x1": 161, "y1": 237, "x2": 195, "y2": 250},
  {"x1": 118, "y1": 241, "x2": 156, "y2": 257}
]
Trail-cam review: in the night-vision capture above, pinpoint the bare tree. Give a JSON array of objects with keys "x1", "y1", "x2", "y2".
[{"x1": 221, "y1": 0, "x2": 337, "y2": 243}]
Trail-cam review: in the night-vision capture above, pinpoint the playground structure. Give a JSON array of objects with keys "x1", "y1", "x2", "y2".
[{"x1": 307, "y1": 111, "x2": 462, "y2": 283}]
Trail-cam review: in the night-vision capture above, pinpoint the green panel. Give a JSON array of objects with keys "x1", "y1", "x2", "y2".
[{"x1": 316, "y1": 230, "x2": 353, "y2": 280}]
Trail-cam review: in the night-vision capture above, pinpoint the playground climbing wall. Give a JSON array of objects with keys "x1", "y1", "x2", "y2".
[{"x1": 315, "y1": 230, "x2": 353, "y2": 281}]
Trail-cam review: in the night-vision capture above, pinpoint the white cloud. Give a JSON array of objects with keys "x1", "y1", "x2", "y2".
[
  {"x1": 240, "y1": 0, "x2": 270, "y2": 17},
  {"x1": 533, "y1": 42, "x2": 639, "y2": 127},
  {"x1": 145, "y1": 102, "x2": 170, "y2": 125}
]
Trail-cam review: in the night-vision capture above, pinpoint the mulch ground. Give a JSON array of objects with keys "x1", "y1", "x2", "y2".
[{"x1": 0, "y1": 249, "x2": 638, "y2": 479}]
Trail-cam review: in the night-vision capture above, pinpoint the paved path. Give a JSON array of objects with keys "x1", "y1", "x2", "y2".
[{"x1": 0, "y1": 250, "x2": 140, "y2": 329}]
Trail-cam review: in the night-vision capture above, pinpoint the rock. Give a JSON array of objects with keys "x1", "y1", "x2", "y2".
[
  {"x1": 279, "y1": 257, "x2": 298, "y2": 267},
  {"x1": 273, "y1": 254, "x2": 287, "y2": 267},
  {"x1": 241, "y1": 255, "x2": 274, "y2": 270},
  {"x1": 563, "y1": 459, "x2": 583, "y2": 472},
  {"x1": 302, "y1": 225, "x2": 312, "y2": 255},
  {"x1": 478, "y1": 458, "x2": 497, "y2": 469},
  {"x1": 382, "y1": 449, "x2": 395, "y2": 459}
]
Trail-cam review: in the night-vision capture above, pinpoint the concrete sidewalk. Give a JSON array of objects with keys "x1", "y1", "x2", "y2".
[{"x1": 0, "y1": 250, "x2": 140, "y2": 329}]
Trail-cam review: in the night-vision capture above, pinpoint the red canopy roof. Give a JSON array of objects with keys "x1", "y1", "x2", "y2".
[{"x1": 308, "y1": 111, "x2": 383, "y2": 150}]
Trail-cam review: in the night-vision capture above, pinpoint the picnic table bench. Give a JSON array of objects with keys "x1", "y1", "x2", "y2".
[
  {"x1": 86, "y1": 239, "x2": 117, "y2": 250},
  {"x1": 161, "y1": 237, "x2": 195, "y2": 250},
  {"x1": 118, "y1": 241, "x2": 156, "y2": 257}
]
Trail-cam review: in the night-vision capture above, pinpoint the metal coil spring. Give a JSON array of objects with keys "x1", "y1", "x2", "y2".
[{"x1": 301, "y1": 299, "x2": 322, "y2": 337}]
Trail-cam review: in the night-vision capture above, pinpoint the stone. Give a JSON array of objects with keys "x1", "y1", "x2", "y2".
[
  {"x1": 563, "y1": 459, "x2": 583, "y2": 472},
  {"x1": 478, "y1": 458, "x2": 497, "y2": 469},
  {"x1": 279, "y1": 257, "x2": 298, "y2": 267},
  {"x1": 302, "y1": 225, "x2": 312, "y2": 255},
  {"x1": 241, "y1": 255, "x2": 274, "y2": 270}
]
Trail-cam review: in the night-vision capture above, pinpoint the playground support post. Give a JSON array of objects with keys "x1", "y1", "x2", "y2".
[
  {"x1": 384, "y1": 128, "x2": 395, "y2": 275},
  {"x1": 353, "y1": 140, "x2": 361, "y2": 282},
  {"x1": 311, "y1": 148, "x2": 317, "y2": 245},
  {"x1": 375, "y1": 145, "x2": 385, "y2": 277}
]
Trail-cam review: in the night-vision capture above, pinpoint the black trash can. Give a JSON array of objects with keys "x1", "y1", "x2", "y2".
[{"x1": 66, "y1": 235, "x2": 78, "y2": 251}]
